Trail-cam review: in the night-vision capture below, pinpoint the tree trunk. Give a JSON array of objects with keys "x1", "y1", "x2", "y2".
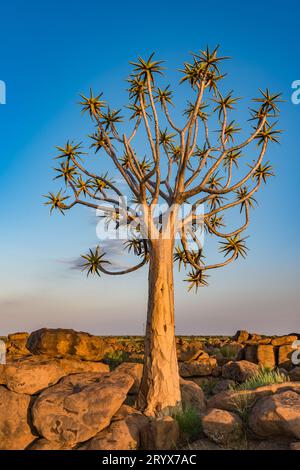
[{"x1": 137, "y1": 238, "x2": 181, "y2": 416}]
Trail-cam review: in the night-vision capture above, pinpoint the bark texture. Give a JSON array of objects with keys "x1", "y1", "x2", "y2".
[{"x1": 137, "y1": 239, "x2": 181, "y2": 416}]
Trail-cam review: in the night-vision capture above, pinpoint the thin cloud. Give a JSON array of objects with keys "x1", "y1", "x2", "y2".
[{"x1": 56, "y1": 239, "x2": 133, "y2": 272}]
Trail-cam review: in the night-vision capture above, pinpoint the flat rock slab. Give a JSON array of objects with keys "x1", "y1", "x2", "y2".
[
  {"x1": 272, "y1": 336, "x2": 298, "y2": 347},
  {"x1": 32, "y1": 368, "x2": 135, "y2": 446},
  {"x1": 179, "y1": 357, "x2": 217, "y2": 377},
  {"x1": 0, "y1": 355, "x2": 109, "y2": 394}
]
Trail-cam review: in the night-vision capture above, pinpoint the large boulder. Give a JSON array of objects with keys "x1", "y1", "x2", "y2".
[
  {"x1": 190, "y1": 376, "x2": 216, "y2": 390},
  {"x1": 178, "y1": 349, "x2": 209, "y2": 363},
  {"x1": 211, "y1": 364, "x2": 222, "y2": 377},
  {"x1": 244, "y1": 344, "x2": 275, "y2": 368},
  {"x1": 7, "y1": 332, "x2": 31, "y2": 358},
  {"x1": 7, "y1": 332, "x2": 28, "y2": 341},
  {"x1": 0, "y1": 355, "x2": 108, "y2": 395},
  {"x1": 79, "y1": 406, "x2": 148, "y2": 450},
  {"x1": 116, "y1": 362, "x2": 143, "y2": 394},
  {"x1": 249, "y1": 391, "x2": 300, "y2": 439},
  {"x1": 32, "y1": 368, "x2": 135, "y2": 446},
  {"x1": 177, "y1": 339, "x2": 204, "y2": 359},
  {"x1": 272, "y1": 335, "x2": 298, "y2": 347},
  {"x1": 256, "y1": 345, "x2": 276, "y2": 368},
  {"x1": 278, "y1": 345, "x2": 295, "y2": 369},
  {"x1": 244, "y1": 345, "x2": 257, "y2": 363},
  {"x1": 207, "y1": 382, "x2": 300, "y2": 412},
  {"x1": 180, "y1": 378, "x2": 206, "y2": 414},
  {"x1": 233, "y1": 330, "x2": 249, "y2": 343},
  {"x1": 202, "y1": 408, "x2": 243, "y2": 446},
  {"x1": 219, "y1": 343, "x2": 244, "y2": 362},
  {"x1": 179, "y1": 357, "x2": 217, "y2": 378},
  {"x1": 26, "y1": 328, "x2": 108, "y2": 361},
  {"x1": 79, "y1": 420, "x2": 140, "y2": 450},
  {"x1": 212, "y1": 379, "x2": 236, "y2": 395},
  {"x1": 140, "y1": 416, "x2": 179, "y2": 450},
  {"x1": 290, "y1": 367, "x2": 300, "y2": 381},
  {"x1": 111, "y1": 404, "x2": 145, "y2": 421},
  {"x1": 257, "y1": 337, "x2": 272, "y2": 345},
  {"x1": 222, "y1": 360, "x2": 259, "y2": 382},
  {"x1": 249, "y1": 333, "x2": 262, "y2": 342},
  {"x1": 0, "y1": 386, "x2": 36, "y2": 450}
]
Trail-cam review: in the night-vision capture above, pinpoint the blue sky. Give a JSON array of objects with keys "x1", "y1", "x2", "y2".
[{"x1": 0, "y1": 0, "x2": 299, "y2": 335}]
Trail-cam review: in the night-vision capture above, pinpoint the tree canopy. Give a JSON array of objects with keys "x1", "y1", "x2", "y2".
[{"x1": 45, "y1": 46, "x2": 282, "y2": 291}]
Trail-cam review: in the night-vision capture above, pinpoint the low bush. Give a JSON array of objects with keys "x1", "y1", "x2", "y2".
[
  {"x1": 173, "y1": 405, "x2": 202, "y2": 440},
  {"x1": 102, "y1": 350, "x2": 130, "y2": 369},
  {"x1": 231, "y1": 367, "x2": 289, "y2": 391},
  {"x1": 230, "y1": 392, "x2": 256, "y2": 425}
]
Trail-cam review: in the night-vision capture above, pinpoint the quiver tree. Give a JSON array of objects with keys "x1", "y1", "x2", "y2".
[{"x1": 45, "y1": 46, "x2": 282, "y2": 416}]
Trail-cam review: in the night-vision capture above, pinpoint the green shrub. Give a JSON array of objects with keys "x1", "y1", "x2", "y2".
[
  {"x1": 173, "y1": 406, "x2": 202, "y2": 440},
  {"x1": 229, "y1": 367, "x2": 289, "y2": 426},
  {"x1": 220, "y1": 344, "x2": 240, "y2": 360},
  {"x1": 103, "y1": 350, "x2": 130, "y2": 369},
  {"x1": 201, "y1": 378, "x2": 218, "y2": 398},
  {"x1": 231, "y1": 367, "x2": 289, "y2": 392},
  {"x1": 230, "y1": 392, "x2": 256, "y2": 425}
]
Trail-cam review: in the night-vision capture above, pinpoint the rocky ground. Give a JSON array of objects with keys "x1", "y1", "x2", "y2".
[{"x1": 0, "y1": 328, "x2": 300, "y2": 450}]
